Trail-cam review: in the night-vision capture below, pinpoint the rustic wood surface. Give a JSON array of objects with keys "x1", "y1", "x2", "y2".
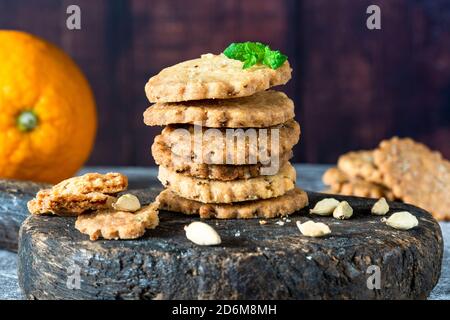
[
  {"x1": 1, "y1": 0, "x2": 449, "y2": 165},
  {"x1": 18, "y1": 188, "x2": 443, "y2": 300},
  {"x1": 0, "y1": 165, "x2": 448, "y2": 300},
  {"x1": 0, "y1": 180, "x2": 49, "y2": 252}
]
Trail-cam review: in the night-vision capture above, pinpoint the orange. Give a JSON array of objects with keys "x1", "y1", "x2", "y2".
[{"x1": 0, "y1": 30, "x2": 97, "y2": 184}]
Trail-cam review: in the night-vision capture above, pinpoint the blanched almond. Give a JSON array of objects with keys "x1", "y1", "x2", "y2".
[
  {"x1": 383, "y1": 211, "x2": 418, "y2": 230},
  {"x1": 296, "y1": 220, "x2": 331, "y2": 237},
  {"x1": 112, "y1": 194, "x2": 141, "y2": 212},
  {"x1": 333, "y1": 201, "x2": 353, "y2": 220},
  {"x1": 184, "y1": 221, "x2": 221, "y2": 246},
  {"x1": 310, "y1": 198, "x2": 340, "y2": 216},
  {"x1": 371, "y1": 197, "x2": 389, "y2": 215}
]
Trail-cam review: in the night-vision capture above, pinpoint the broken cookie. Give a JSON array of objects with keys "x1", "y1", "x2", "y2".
[
  {"x1": 27, "y1": 172, "x2": 128, "y2": 216},
  {"x1": 75, "y1": 203, "x2": 159, "y2": 241}
]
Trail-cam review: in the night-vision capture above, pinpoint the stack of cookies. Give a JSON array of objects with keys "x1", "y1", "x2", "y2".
[
  {"x1": 323, "y1": 137, "x2": 450, "y2": 221},
  {"x1": 143, "y1": 53, "x2": 308, "y2": 219}
]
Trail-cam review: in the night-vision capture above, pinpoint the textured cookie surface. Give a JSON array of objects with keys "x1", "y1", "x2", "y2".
[
  {"x1": 27, "y1": 172, "x2": 127, "y2": 216},
  {"x1": 151, "y1": 134, "x2": 292, "y2": 180},
  {"x1": 157, "y1": 188, "x2": 308, "y2": 219},
  {"x1": 75, "y1": 203, "x2": 159, "y2": 240},
  {"x1": 27, "y1": 191, "x2": 116, "y2": 216},
  {"x1": 374, "y1": 137, "x2": 450, "y2": 220},
  {"x1": 52, "y1": 172, "x2": 128, "y2": 194},
  {"x1": 337, "y1": 150, "x2": 383, "y2": 184},
  {"x1": 161, "y1": 119, "x2": 300, "y2": 165},
  {"x1": 143, "y1": 90, "x2": 294, "y2": 128},
  {"x1": 145, "y1": 53, "x2": 292, "y2": 103},
  {"x1": 322, "y1": 167, "x2": 394, "y2": 200},
  {"x1": 158, "y1": 162, "x2": 296, "y2": 203}
]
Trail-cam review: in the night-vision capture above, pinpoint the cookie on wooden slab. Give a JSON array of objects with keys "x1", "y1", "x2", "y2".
[
  {"x1": 143, "y1": 90, "x2": 294, "y2": 128},
  {"x1": 52, "y1": 172, "x2": 128, "y2": 194},
  {"x1": 322, "y1": 167, "x2": 394, "y2": 200},
  {"x1": 157, "y1": 188, "x2": 308, "y2": 219},
  {"x1": 27, "y1": 172, "x2": 127, "y2": 216},
  {"x1": 161, "y1": 119, "x2": 300, "y2": 165},
  {"x1": 145, "y1": 53, "x2": 292, "y2": 103},
  {"x1": 337, "y1": 150, "x2": 383, "y2": 184},
  {"x1": 374, "y1": 137, "x2": 450, "y2": 220},
  {"x1": 158, "y1": 162, "x2": 296, "y2": 203},
  {"x1": 75, "y1": 203, "x2": 159, "y2": 241},
  {"x1": 27, "y1": 190, "x2": 116, "y2": 216},
  {"x1": 151, "y1": 134, "x2": 293, "y2": 181}
]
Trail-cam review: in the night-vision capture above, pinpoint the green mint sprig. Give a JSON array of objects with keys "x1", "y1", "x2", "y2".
[{"x1": 223, "y1": 42, "x2": 288, "y2": 70}]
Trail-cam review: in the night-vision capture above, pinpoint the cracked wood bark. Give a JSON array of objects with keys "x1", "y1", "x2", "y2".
[
  {"x1": 0, "y1": 180, "x2": 48, "y2": 252},
  {"x1": 18, "y1": 188, "x2": 443, "y2": 300}
]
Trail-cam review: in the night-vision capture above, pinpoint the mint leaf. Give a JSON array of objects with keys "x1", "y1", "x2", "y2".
[
  {"x1": 223, "y1": 42, "x2": 287, "y2": 70},
  {"x1": 263, "y1": 49, "x2": 288, "y2": 69}
]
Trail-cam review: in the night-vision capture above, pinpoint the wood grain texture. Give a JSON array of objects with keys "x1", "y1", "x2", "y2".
[
  {"x1": 0, "y1": 180, "x2": 48, "y2": 252},
  {"x1": 18, "y1": 188, "x2": 443, "y2": 300},
  {"x1": 0, "y1": 0, "x2": 449, "y2": 164}
]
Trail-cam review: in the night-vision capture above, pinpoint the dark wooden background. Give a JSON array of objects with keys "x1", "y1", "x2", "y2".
[{"x1": 1, "y1": 0, "x2": 449, "y2": 166}]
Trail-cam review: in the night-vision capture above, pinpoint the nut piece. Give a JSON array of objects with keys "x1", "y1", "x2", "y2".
[
  {"x1": 296, "y1": 220, "x2": 331, "y2": 237},
  {"x1": 310, "y1": 198, "x2": 340, "y2": 216},
  {"x1": 383, "y1": 211, "x2": 419, "y2": 230},
  {"x1": 112, "y1": 194, "x2": 141, "y2": 212},
  {"x1": 184, "y1": 221, "x2": 222, "y2": 246},
  {"x1": 333, "y1": 201, "x2": 353, "y2": 220},
  {"x1": 371, "y1": 197, "x2": 389, "y2": 215}
]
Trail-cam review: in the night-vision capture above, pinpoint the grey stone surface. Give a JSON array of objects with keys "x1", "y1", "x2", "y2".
[
  {"x1": 0, "y1": 165, "x2": 448, "y2": 300},
  {"x1": 429, "y1": 222, "x2": 450, "y2": 300},
  {"x1": 0, "y1": 251, "x2": 21, "y2": 300}
]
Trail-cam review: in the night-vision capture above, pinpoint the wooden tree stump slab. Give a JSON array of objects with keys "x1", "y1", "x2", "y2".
[
  {"x1": 0, "y1": 179, "x2": 49, "y2": 252},
  {"x1": 18, "y1": 188, "x2": 443, "y2": 300}
]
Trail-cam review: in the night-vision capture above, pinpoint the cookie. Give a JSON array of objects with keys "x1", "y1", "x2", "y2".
[
  {"x1": 151, "y1": 134, "x2": 293, "y2": 181},
  {"x1": 337, "y1": 150, "x2": 383, "y2": 184},
  {"x1": 336, "y1": 180, "x2": 395, "y2": 200},
  {"x1": 374, "y1": 137, "x2": 450, "y2": 220},
  {"x1": 52, "y1": 172, "x2": 128, "y2": 194},
  {"x1": 322, "y1": 167, "x2": 394, "y2": 200},
  {"x1": 27, "y1": 172, "x2": 127, "y2": 216},
  {"x1": 158, "y1": 162, "x2": 296, "y2": 203},
  {"x1": 143, "y1": 90, "x2": 294, "y2": 128},
  {"x1": 161, "y1": 119, "x2": 300, "y2": 165},
  {"x1": 27, "y1": 190, "x2": 116, "y2": 216},
  {"x1": 75, "y1": 203, "x2": 159, "y2": 240},
  {"x1": 145, "y1": 53, "x2": 292, "y2": 103},
  {"x1": 322, "y1": 167, "x2": 349, "y2": 185},
  {"x1": 157, "y1": 188, "x2": 308, "y2": 219}
]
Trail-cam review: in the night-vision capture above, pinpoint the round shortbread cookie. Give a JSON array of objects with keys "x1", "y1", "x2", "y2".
[
  {"x1": 337, "y1": 181, "x2": 395, "y2": 200},
  {"x1": 75, "y1": 203, "x2": 159, "y2": 240},
  {"x1": 145, "y1": 53, "x2": 292, "y2": 103},
  {"x1": 337, "y1": 150, "x2": 384, "y2": 184},
  {"x1": 374, "y1": 137, "x2": 450, "y2": 221},
  {"x1": 151, "y1": 134, "x2": 293, "y2": 181},
  {"x1": 322, "y1": 167, "x2": 394, "y2": 200},
  {"x1": 322, "y1": 167, "x2": 349, "y2": 185},
  {"x1": 143, "y1": 90, "x2": 294, "y2": 128},
  {"x1": 161, "y1": 119, "x2": 300, "y2": 165},
  {"x1": 156, "y1": 188, "x2": 308, "y2": 219},
  {"x1": 157, "y1": 162, "x2": 296, "y2": 204}
]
